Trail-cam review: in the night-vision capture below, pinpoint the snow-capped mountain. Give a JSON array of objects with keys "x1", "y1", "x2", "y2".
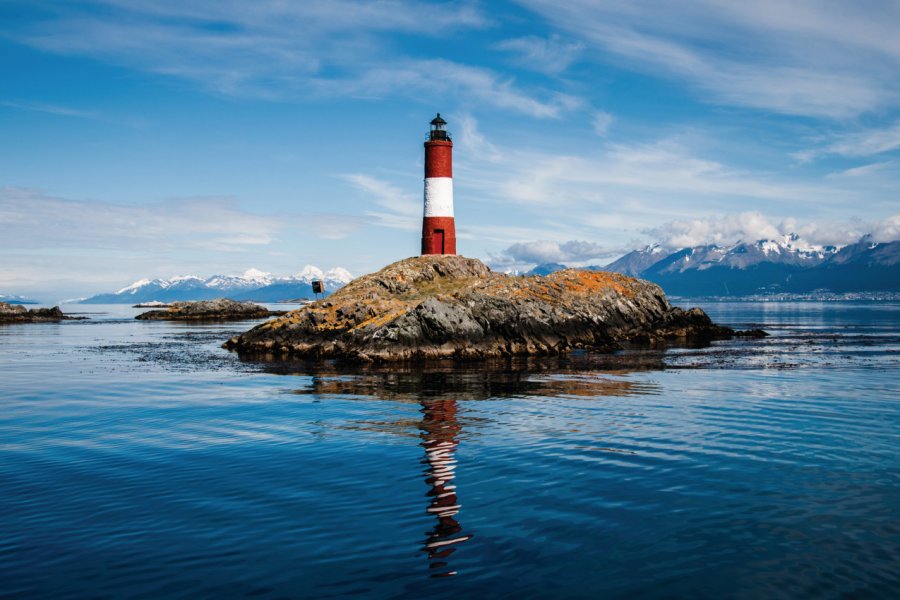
[
  {"x1": 524, "y1": 262, "x2": 568, "y2": 276},
  {"x1": 81, "y1": 266, "x2": 354, "y2": 303},
  {"x1": 603, "y1": 243, "x2": 668, "y2": 276},
  {"x1": 530, "y1": 234, "x2": 899, "y2": 296},
  {"x1": 0, "y1": 293, "x2": 39, "y2": 305},
  {"x1": 644, "y1": 234, "x2": 838, "y2": 275}
]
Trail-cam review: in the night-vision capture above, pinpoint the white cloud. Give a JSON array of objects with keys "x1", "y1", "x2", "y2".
[
  {"x1": 0, "y1": 187, "x2": 370, "y2": 296},
  {"x1": 591, "y1": 111, "x2": 613, "y2": 137},
  {"x1": 471, "y1": 136, "x2": 830, "y2": 217},
  {"x1": 816, "y1": 121, "x2": 900, "y2": 161},
  {"x1": 91, "y1": 0, "x2": 488, "y2": 33},
  {"x1": 645, "y1": 211, "x2": 896, "y2": 248},
  {"x1": 494, "y1": 34, "x2": 583, "y2": 74},
  {"x1": 515, "y1": 0, "x2": 900, "y2": 118},
  {"x1": 300, "y1": 214, "x2": 366, "y2": 240},
  {"x1": 5, "y1": 1, "x2": 580, "y2": 118},
  {"x1": 455, "y1": 113, "x2": 503, "y2": 162},
  {"x1": 490, "y1": 211, "x2": 900, "y2": 272},
  {"x1": 872, "y1": 214, "x2": 900, "y2": 243},
  {"x1": 492, "y1": 239, "x2": 622, "y2": 267},
  {"x1": 1, "y1": 100, "x2": 98, "y2": 119},
  {"x1": 321, "y1": 59, "x2": 581, "y2": 119},
  {"x1": 0, "y1": 187, "x2": 281, "y2": 251},
  {"x1": 646, "y1": 211, "x2": 784, "y2": 248},
  {"x1": 829, "y1": 122, "x2": 900, "y2": 156},
  {"x1": 343, "y1": 174, "x2": 420, "y2": 231},
  {"x1": 826, "y1": 162, "x2": 894, "y2": 179}
]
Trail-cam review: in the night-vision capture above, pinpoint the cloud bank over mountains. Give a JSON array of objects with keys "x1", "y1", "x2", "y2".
[
  {"x1": 647, "y1": 212, "x2": 900, "y2": 250},
  {"x1": 496, "y1": 211, "x2": 900, "y2": 270}
]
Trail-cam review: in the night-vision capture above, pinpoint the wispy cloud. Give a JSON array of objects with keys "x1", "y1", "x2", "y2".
[
  {"x1": 0, "y1": 187, "x2": 282, "y2": 251},
  {"x1": 455, "y1": 113, "x2": 503, "y2": 162},
  {"x1": 343, "y1": 174, "x2": 421, "y2": 231},
  {"x1": 820, "y1": 121, "x2": 900, "y2": 159},
  {"x1": 793, "y1": 120, "x2": 900, "y2": 165},
  {"x1": 4, "y1": 1, "x2": 579, "y2": 118},
  {"x1": 0, "y1": 185, "x2": 368, "y2": 249},
  {"x1": 826, "y1": 162, "x2": 895, "y2": 179},
  {"x1": 591, "y1": 111, "x2": 613, "y2": 137},
  {"x1": 316, "y1": 59, "x2": 581, "y2": 119},
  {"x1": 516, "y1": 0, "x2": 900, "y2": 118},
  {"x1": 494, "y1": 34, "x2": 583, "y2": 74},
  {"x1": 447, "y1": 116, "x2": 900, "y2": 252},
  {"x1": 0, "y1": 186, "x2": 365, "y2": 294},
  {"x1": 464, "y1": 135, "x2": 833, "y2": 218},
  {"x1": 299, "y1": 214, "x2": 367, "y2": 240},
  {"x1": 1, "y1": 100, "x2": 98, "y2": 119}
]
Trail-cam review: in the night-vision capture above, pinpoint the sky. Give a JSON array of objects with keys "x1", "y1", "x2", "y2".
[{"x1": 2, "y1": 0, "x2": 900, "y2": 299}]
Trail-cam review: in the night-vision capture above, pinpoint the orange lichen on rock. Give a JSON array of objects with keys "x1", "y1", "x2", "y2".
[
  {"x1": 551, "y1": 270, "x2": 636, "y2": 298},
  {"x1": 350, "y1": 306, "x2": 406, "y2": 332}
]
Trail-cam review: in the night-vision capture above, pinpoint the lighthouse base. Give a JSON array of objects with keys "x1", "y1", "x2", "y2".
[{"x1": 421, "y1": 216, "x2": 457, "y2": 255}]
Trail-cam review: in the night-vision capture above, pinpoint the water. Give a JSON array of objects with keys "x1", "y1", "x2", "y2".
[{"x1": 1, "y1": 301, "x2": 899, "y2": 598}]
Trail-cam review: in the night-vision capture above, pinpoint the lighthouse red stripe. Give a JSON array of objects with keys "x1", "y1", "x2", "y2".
[
  {"x1": 425, "y1": 141, "x2": 453, "y2": 178},
  {"x1": 421, "y1": 216, "x2": 457, "y2": 255}
]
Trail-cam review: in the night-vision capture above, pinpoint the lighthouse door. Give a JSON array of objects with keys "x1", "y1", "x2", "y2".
[{"x1": 434, "y1": 229, "x2": 445, "y2": 254}]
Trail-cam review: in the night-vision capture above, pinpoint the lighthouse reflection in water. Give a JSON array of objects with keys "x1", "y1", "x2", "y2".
[{"x1": 419, "y1": 396, "x2": 471, "y2": 577}]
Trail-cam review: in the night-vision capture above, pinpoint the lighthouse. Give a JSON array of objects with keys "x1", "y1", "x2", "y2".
[{"x1": 421, "y1": 113, "x2": 457, "y2": 255}]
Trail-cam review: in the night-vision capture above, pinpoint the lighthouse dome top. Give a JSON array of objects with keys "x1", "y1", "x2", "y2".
[{"x1": 428, "y1": 113, "x2": 451, "y2": 141}]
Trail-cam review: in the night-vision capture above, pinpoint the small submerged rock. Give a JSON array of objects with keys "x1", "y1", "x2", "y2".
[
  {"x1": 734, "y1": 328, "x2": 769, "y2": 338},
  {"x1": 136, "y1": 298, "x2": 286, "y2": 321},
  {"x1": 225, "y1": 255, "x2": 746, "y2": 362},
  {"x1": 0, "y1": 301, "x2": 85, "y2": 323}
]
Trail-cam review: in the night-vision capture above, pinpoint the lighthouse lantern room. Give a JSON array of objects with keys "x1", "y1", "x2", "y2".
[{"x1": 421, "y1": 113, "x2": 457, "y2": 255}]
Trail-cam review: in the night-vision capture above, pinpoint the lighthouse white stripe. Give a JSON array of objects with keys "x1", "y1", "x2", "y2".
[{"x1": 424, "y1": 177, "x2": 454, "y2": 217}]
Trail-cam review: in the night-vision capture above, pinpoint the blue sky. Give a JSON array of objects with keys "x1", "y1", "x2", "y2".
[{"x1": 2, "y1": 0, "x2": 899, "y2": 298}]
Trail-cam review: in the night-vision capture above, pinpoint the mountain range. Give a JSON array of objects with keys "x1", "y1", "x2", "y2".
[
  {"x1": 80, "y1": 267, "x2": 354, "y2": 304},
  {"x1": 10, "y1": 234, "x2": 900, "y2": 304},
  {"x1": 528, "y1": 235, "x2": 900, "y2": 296},
  {"x1": 0, "y1": 294, "x2": 39, "y2": 305}
]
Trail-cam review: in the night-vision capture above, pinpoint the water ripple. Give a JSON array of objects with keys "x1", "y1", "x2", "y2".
[{"x1": 1, "y1": 302, "x2": 899, "y2": 597}]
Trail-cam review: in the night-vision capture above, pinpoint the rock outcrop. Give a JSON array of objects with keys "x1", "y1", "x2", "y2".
[
  {"x1": 225, "y1": 255, "x2": 741, "y2": 362},
  {"x1": 0, "y1": 302, "x2": 83, "y2": 323},
  {"x1": 136, "y1": 298, "x2": 286, "y2": 321}
]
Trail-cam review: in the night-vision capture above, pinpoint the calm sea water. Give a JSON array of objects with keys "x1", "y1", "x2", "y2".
[{"x1": 1, "y1": 301, "x2": 898, "y2": 599}]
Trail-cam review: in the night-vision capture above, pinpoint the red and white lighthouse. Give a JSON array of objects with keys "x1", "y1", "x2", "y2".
[{"x1": 421, "y1": 113, "x2": 456, "y2": 255}]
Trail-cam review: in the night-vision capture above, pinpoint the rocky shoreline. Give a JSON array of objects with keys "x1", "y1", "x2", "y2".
[
  {"x1": 0, "y1": 302, "x2": 85, "y2": 323},
  {"x1": 225, "y1": 255, "x2": 762, "y2": 362},
  {"x1": 136, "y1": 298, "x2": 287, "y2": 321}
]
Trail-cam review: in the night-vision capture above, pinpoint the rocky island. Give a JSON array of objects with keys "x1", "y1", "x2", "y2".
[
  {"x1": 225, "y1": 255, "x2": 757, "y2": 362},
  {"x1": 136, "y1": 298, "x2": 287, "y2": 321},
  {"x1": 0, "y1": 302, "x2": 84, "y2": 323}
]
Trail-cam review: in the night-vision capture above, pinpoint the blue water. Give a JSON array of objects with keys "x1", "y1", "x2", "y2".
[{"x1": 1, "y1": 301, "x2": 899, "y2": 598}]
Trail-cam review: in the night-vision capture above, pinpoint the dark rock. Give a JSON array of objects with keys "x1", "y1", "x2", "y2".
[
  {"x1": 0, "y1": 302, "x2": 84, "y2": 323},
  {"x1": 225, "y1": 255, "x2": 750, "y2": 362},
  {"x1": 734, "y1": 328, "x2": 769, "y2": 338},
  {"x1": 136, "y1": 298, "x2": 286, "y2": 321}
]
